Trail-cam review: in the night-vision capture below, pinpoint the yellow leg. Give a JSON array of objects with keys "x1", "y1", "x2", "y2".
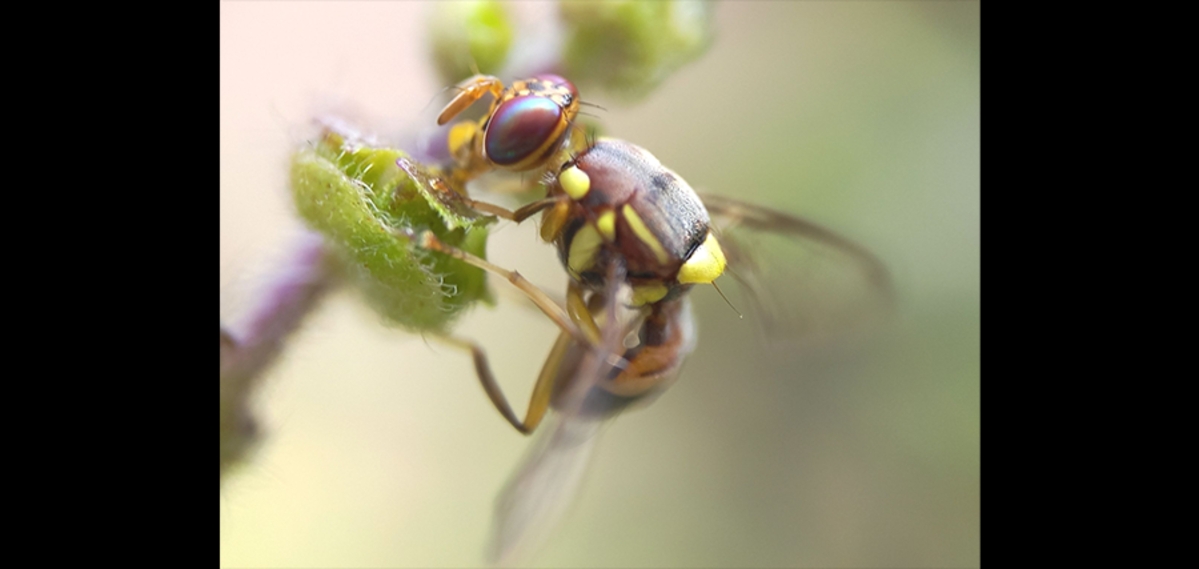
[
  {"x1": 539, "y1": 199, "x2": 573, "y2": 242},
  {"x1": 438, "y1": 75, "x2": 505, "y2": 126},
  {"x1": 458, "y1": 196, "x2": 560, "y2": 223},
  {"x1": 404, "y1": 229, "x2": 593, "y2": 348},
  {"x1": 567, "y1": 280, "x2": 602, "y2": 345},
  {"x1": 435, "y1": 330, "x2": 573, "y2": 435}
]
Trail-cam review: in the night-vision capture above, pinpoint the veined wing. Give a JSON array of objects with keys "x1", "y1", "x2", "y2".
[
  {"x1": 700, "y1": 193, "x2": 893, "y2": 345},
  {"x1": 488, "y1": 410, "x2": 604, "y2": 566},
  {"x1": 489, "y1": 264, "x2": 645, "y2": 565}
]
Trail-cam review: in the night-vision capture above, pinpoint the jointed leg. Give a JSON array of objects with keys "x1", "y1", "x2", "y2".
[
  {"x1": 566, "y1": 280, "x2": 602, "y2": 345},
  {"x1": 405, "y1": 229, "x2": 593, "y2": 348},
  {"x1": 438, "y1": 75, "x2": 505, "y2": 126},
  {"x1": 458, "y1": 196, "x2": 560, "y2": 223},
  {"x1": 435, "y1": 330, "x2": 574, "y2": 435}
]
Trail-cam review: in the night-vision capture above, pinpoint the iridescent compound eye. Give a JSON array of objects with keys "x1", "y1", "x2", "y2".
[{"x1": 484, "y1": 95, "x2": 565, "y2": 168}]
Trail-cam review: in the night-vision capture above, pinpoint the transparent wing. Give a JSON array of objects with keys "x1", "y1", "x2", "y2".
[
  {"x1": 488, "y1": 411, "x2": 603, "y2": 566},
  {"x1": 700, "y1": 193, "x2": 894, "y2": 345},
  {"x1": 489, "y1": 263, "x2": 636, "y2": 565}
]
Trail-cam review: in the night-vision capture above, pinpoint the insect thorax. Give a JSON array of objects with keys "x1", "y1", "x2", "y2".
[{"x1": 552, "y1": 139, "x2": 714, "y2": 304}]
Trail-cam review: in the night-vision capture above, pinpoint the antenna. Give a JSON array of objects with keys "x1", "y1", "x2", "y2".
[{"x1": 711, "y1": 280, "x2": 742, "y2": 319}]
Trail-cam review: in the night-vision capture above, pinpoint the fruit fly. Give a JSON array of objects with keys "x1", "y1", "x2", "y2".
[
  {"x1": 402, "y1": 136, "x2": 890, "y2": 562},
  {"x1": 430, "y1": 73, "x2": 587, "y2": 197},
  {"x1": 395, "y1": 75, "x2": 891, "y2": 563}
]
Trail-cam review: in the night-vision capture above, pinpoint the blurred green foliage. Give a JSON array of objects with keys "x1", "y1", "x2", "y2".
[
  {"x1": 428, "y1": 0, "x2": 713, "y2": 100},
  {"x1": 561, "y1": 0, "x2": 712, "y2": 99},
  {"x1": 429, "y1": 0, "x2": 513, "y2": 84}
]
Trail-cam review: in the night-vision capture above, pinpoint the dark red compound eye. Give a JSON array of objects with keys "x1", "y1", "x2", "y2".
[
  {"x1": 532, "y1": 73, "x2": 579, "y2": 100},
  {"x1": 485, "y1": 95, "x2": 564, "y2": 167}
]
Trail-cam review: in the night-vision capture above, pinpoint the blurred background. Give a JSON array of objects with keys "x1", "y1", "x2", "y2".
[{"x1": 220, "y1": 2, "x2": 979, "y2": 567}]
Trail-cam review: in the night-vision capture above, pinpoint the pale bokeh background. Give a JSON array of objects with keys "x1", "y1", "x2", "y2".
[{"x1": 220, "y1": 2, "x2": 979, "y2": 567}]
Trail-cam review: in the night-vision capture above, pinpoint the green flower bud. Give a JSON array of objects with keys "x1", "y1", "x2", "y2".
[
  {"x1": 429, "y1": 0, "x2": 514, "y2": 83},
  {"x1": 560, "y1": 0, "x2": 713, "y2": 100},
  {"x1": 290, "y1": 126, "x2": 493, "y2": 332}
]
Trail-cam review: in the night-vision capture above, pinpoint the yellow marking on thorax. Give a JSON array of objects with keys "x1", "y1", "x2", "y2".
[
  {"x1": 621, "y1": 205, "x2": 669, "y2": 264},
  {"x1": 567, "y1": 223, "x2": 603, "y2": 275},
  {"x1": 676, "y1": 232, "x2": 727, "y2": 284},
  {"x1": 632, "y1": 283, "x2": 669, "y2": 306},
  {"x1": 596, "y1": 210, "x2": 616, "y2": 241},
  {"x1": 560, "y1": 165, "x2": 591, "y2": 199}
]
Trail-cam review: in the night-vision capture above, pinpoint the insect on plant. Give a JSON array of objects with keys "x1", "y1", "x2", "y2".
[{"x1": 394, "y1": 73, "x2": 894, "y2": 562}]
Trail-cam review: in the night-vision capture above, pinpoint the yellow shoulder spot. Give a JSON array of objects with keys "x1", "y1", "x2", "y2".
[
  {"x1": 559, "y1": 165, "x2": 591, "y2": 200},
  {"x1": 567, "y1": 223, "x2": 603, "y2": 275},
  {"x1": 677, "y1": 233, "x2": 727, "y2": 285},
  {"x1": 596, "y1": 210, "x2": 616, "y2": 241},
  {"x1": 621, "y1": 205, "x2": 669, "y2": 264}
]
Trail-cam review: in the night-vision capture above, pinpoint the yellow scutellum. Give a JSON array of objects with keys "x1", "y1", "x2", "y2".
[{"x1": 677, "y1": 232, "x2": 726, "y2": 285}]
